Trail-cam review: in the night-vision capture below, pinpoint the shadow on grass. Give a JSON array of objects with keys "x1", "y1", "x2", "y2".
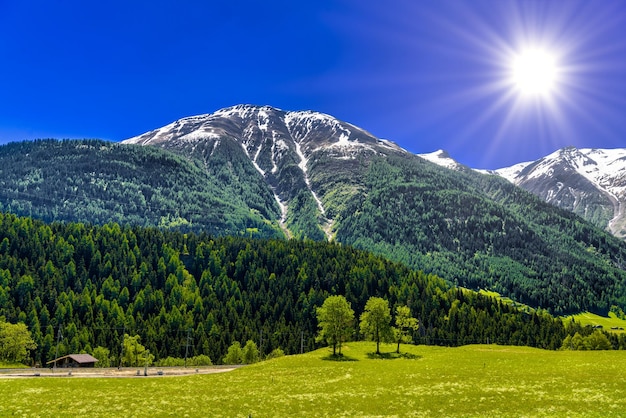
[
  {"x1": 366, "y1": 352, "x2": 422, "y2": 360},
  {"x1": 321, "y1": 353, "x2": 358, "y2": 362}
]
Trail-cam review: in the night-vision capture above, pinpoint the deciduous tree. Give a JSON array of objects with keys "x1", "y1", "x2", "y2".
[
  {"x1": 360, "y1": 297, "x2": 392, "y2": 354},
  {"x1": 121, "y1": 334, "x2": 153, "y2": 367},
  {"x1": 242, "y1": 340, "x2": 260, "y2": 364},
  {"x1": 91, "y1": 346, "x2": 111, "y2": 368},
  {"x1": 393, "y1": 305, "x2": 419, "y2": 353},
  {"x1": 0, "y1": 319, "x2": 36, "y2": 364},
  {"x1": 223, "y1": 341, "x2": 243, "y2": 364},
  {"x1": 316, "y1": 295, "x2": 354, "y2": 356}
]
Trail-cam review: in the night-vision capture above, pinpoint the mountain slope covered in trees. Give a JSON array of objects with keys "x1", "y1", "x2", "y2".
[
  {"x1": 0, "y1": 139, "x2": 283, "y2": 237},
  {"x1": 337, "y1": 156, "x2": 626, "y2": 314},
  {"x1": 122, "y1": 105, "x2": 626, "y2": 314},
  {"x1": 2, "y1": 106, "x2": 626, "y2": 314},
  {"x1": 1, "y1": 212, "x2": 577, "y2": 366}
]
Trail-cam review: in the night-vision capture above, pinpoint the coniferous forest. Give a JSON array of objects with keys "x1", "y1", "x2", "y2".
[
  {"x1": 3, "y1": 211, "x2": 610, "y2": 366},
  {"x1": 2, "y1": 139, "x2": 626, "y2": 316}
]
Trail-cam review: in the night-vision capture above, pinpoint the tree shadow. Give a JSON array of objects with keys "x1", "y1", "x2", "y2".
[
  {"x1": 366, "y1": 352, "x2": 422, "y2": 360},
  {"x1": 321, "y1": 353, "x2": 358, "y2": 362}
]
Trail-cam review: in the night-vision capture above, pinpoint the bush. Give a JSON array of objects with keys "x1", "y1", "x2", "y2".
[
  {"x1": 243, "y1": 340, "x2": 260, "y2": 364},
  {"x1": 155, "y1": 356, "x2": 186, "y2": 367},
  {"x1": 91, "y1": 346, "x2": 111, "y2": 368},
  {"x1": 561, "y1": 331, "x2": 612, "y2": 350},
  {"x1": 223, "y1": 342, "x2": 243, "y2": 365},
  {"x1": 188, "y1": 354, "x2": 212, "y2": 366},
  {"x1": 266, "y1": 348, "x2": 285, "y2": 360},
  {"x1": 155, "y1": 355, "x2": 212, "y2": 367}
]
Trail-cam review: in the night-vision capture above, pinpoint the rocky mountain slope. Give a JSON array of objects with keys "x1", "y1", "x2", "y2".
[
  {"x1": 124, "y1": 105, "x2": 406, "y2": 240},
  {"x1": 422, "y1": 147, "x2": 626, "y2": 239},
  {"x1": 495, "y1": 147, "x2": 626, "y2": 239}
]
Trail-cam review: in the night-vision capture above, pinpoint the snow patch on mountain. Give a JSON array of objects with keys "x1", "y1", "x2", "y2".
[
  {"x1": 270, "y1": 132, "x2": 287, "y2": 174},
  {"x1": 294, "y1": 139, "x2": 326, "y2": 216},
  {"x1": 418, "y1": 150, "x2": 464, "y2": 170},
  {"x1": 180, "y1": 130, "x2": 221, "y2": 142},
  {"x1": 493, "y1": 161, "x2": 532, "y2": 183}
]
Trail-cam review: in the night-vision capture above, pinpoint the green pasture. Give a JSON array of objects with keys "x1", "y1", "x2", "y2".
[
  {"x1": 566, "y1": 312, "x2": 626, "y2": 333},
  {"x1": 477, "y1": 289, "x2": 535, "y2": 313},
  {"x1": 2, "y1": 342, "x2": 626, "y2": 417}
]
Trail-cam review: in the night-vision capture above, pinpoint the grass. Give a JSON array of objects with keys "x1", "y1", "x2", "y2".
[
  {"x1": 0, "y1": 361, "x2": 28, "y2": 369},
  {"x1": 477, "y1": 288, "x2": 535, "y2": 313},
  {"x1": 2, "y1": 342, "x2": 626, "y2": 417},
  {"x1": 565, "y1": 312, "x2": 626, "y2": 333}
]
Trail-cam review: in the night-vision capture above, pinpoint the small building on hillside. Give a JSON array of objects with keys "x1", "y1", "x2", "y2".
[{"x1": 46, "y1": 354, "x2": 99, "y2": 368}]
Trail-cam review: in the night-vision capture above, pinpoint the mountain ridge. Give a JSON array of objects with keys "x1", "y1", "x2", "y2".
[
  {"x1": 422, "y1": 146, "x2": 626, "y2": 239},
  {"x1": 124, "y1": 104, "x2": 407, "y2": 240},
  {"x1": 118, "y1": 104, "x2": 626, "y2": 314},
  {"x1": 2, "y1": 105, "x2": 626, "y2": 314}
]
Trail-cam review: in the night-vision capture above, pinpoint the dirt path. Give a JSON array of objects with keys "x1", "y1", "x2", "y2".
[{"x1": 0, "y1": 366, "x2": 240, "y2": 378}]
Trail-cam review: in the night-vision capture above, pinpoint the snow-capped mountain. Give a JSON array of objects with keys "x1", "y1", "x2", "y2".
[
  {"x1": 494, "y1": 147, "x2": 626, "y2": 238},
  {"x1": 424, "y1": 146, "x2": 626, "y2": 239},
  {"x1": 5, "y1": 104, "x2": 626, "y2": 313},
  {"x1": 124, "y1": 104, "x2": 406, "y2": 240}
]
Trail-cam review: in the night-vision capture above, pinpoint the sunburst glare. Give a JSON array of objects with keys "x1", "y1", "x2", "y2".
[
  {"x1": 509, "y1": 48, "x2": 560, "y2": 98},
  {"x1": 336, "y1": 1, "x2": 626, "y2": 168}
]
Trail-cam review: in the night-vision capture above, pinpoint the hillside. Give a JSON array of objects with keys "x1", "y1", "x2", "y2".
[
  {"x1": 123, "y1": 105, "x2": 626, "y2": 314},
  {"x1": 0, "y1": 212, "x2": 569, "y2": 365},
  {"x1": 1, "y1": 106, "x2": 626, "y2": 314},
  {"x1": 0, "y1": 139, "x2": 283, "y2": 238},
  {"x1": 336, "y1": 156, "x2": 626, "y2": 313}
]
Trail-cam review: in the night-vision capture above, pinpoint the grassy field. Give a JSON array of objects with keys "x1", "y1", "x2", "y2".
[
  {"x1": 565, "y1": 311, "x2": 626, "y2": 333},
  {"x1": 477, "y1": 289, "x2": 535, "y2": 313},
  {"x1": 2, "y1": 342, "x2": 626, "y2": 417}
]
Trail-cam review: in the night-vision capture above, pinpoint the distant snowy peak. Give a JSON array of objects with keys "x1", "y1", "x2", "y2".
[
  {"x1": 497, "y1": 146, "x2": 626, "y2": 190},
  {"x1": 418, "y1": 144, "x2": 626, "y2": 239},
  {"x1": 493, "y1": 146, "x2": 626, "y2": 239},
  {"x1": 418, "y1": 150, "x2": 465, "y2": 170},
  {"x1": 491, "y1": 161, "x2": 532, "y2": 183}
]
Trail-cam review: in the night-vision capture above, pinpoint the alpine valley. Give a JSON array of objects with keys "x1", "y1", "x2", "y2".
[{"x1": 2, "y1": 104, "x2": 626, "y2": 318}]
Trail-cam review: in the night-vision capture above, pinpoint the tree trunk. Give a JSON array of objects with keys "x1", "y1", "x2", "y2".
[{"x1": 376, "y1": 327, "x2": 380, "y2": 354}]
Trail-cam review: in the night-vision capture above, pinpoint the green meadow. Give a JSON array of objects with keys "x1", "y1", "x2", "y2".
[
  {"x1": 566, "y1": 312, "x2": 626, "y2": 333},
  {"x1": 2, "y1": 343, "x2": 626, "y2": 417}
]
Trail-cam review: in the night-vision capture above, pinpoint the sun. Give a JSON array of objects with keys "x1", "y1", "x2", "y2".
[{"x1": 510, "y1": 48, "x2": 559, "y2": 98}]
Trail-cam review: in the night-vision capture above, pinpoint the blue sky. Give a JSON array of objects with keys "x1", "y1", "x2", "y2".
[{"x1": 1, "y1": 1, "x2": 626, "y2": 169}]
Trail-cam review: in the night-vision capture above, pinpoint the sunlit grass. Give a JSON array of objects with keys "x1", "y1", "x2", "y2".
[
  {"x1": 2, "y1": 343, "x2": 626, "y2": 417},
  {"x1": 565, "y1": 311, "x2": 626, "y2": 333}
]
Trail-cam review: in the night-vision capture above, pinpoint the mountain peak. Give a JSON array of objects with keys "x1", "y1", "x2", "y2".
[
  {"x1": 123, "y1": 104, "x2": 408, "y2": 241},
  {"x1": 492, "y1": 146, "x2": 626, "y2": 239},
  {"x1": 418, "y1": 149, "x2": 464, "y2": 170},
  {"x1": 123, "y1": 105, "x2": 407, "y2": 155}
]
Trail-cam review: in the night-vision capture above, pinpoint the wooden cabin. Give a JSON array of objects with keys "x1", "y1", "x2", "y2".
[{"x1": 46, "y1": 354, "x2": 99, "y2": 368}]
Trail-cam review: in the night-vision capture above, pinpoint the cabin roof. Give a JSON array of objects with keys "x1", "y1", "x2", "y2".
[{"x1": 46, "y1": 354, "x2": 99, "y2": 365}]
